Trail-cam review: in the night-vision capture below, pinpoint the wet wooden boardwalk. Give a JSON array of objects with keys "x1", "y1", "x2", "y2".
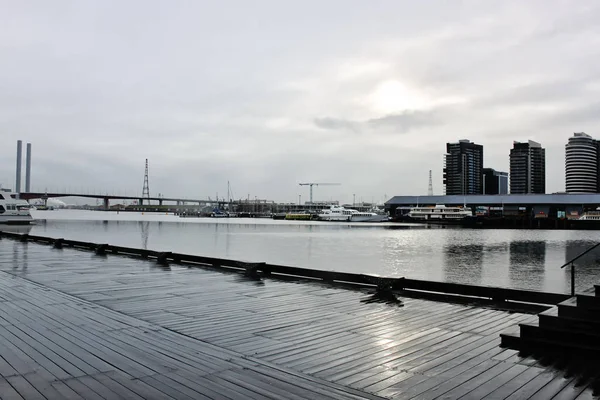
[{"x1": 0, "y1": 239, "x2": 597, "y2": 399}]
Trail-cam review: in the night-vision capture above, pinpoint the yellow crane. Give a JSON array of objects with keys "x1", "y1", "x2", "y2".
[{"x1": 299, "y1": 183, "x2": 341, "y2": 204}]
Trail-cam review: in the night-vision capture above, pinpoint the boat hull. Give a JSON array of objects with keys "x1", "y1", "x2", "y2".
[
  {"x1": 0, "y1": 215, "x2": 34, "y2": 225},
  {"x1": 350, "y1": 215, "x2": 389, "y2": 222},
  {"x1": 398, "y1": 215, "x2": 473, "y2": 225},
  {"x1": 285, "y1": 213, "x2": 316, "y2": 220},
  {"x1": 318, "y1": 215, "x2": 351, "y2": 221}
]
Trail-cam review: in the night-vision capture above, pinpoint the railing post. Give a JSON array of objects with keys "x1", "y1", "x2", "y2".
[{"x1": 571, "y1": 262, "x2": 575, "y2": 297}]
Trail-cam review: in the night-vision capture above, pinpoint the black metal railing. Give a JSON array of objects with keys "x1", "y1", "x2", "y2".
[
  {"x1": 560, "y1": 242, "x2": 600, "y2": 296},
  {"x1": 0, "y1": 231, "x2": 571, "y2": 306}
]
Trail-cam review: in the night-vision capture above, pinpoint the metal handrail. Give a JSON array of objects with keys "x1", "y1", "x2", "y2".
[{"x1": 560, "y1": 242, "x2": 600, "y2": 296}]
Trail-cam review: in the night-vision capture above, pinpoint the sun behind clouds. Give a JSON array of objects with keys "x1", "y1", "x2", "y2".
[{"x1": 367, "y1": 80, "x2": 466, "y2": 115}]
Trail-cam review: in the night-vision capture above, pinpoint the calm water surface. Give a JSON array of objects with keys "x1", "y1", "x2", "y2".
[{"x1": 6, "y1": 210, "x2": 600, "y2": 294}]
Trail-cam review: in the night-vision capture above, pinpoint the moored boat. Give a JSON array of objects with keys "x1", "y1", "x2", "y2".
[
  {"x1": 0, "y1": 191, "x2": 34, "y2": 224},
  {"x1": 568, "y1": 209, "x2": 600, "y2": 229},
  {"x1": 285, "y1": 212, "x2": 316, "y2": 220},
  {"x1": 405, "y1": 204, "x2": 473, "y2": 224},
  {"x1": 318, "y1": 206, "x2": 388, "y2": 222}
]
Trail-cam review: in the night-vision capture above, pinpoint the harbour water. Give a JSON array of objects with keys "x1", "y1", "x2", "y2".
[{"x1": 5, "y1": 209, "x2": 600, "y2": 294}]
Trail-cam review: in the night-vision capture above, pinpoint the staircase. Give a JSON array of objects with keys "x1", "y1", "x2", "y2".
[{"x1": 501, "y1": 285, "x2": 600, "y2": 357}]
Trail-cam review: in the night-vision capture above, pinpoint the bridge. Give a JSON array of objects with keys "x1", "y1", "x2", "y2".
[{"x1": 19, "y1": 192, "x2": 219, "y2": 209}]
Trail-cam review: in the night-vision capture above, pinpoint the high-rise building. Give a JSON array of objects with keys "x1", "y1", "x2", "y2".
[
  {"x1": 443, "y1": 140, "x2": 484, "y2": 195},
  {"x1": 565, "y1": 132, "x2": 599, "y2": 193},
  {"x1": 483, "y1": 168, "x2": 508, "y2": 195},
  {"x1": 509, "y1": 140, "x2": 545, "y2": 194}
]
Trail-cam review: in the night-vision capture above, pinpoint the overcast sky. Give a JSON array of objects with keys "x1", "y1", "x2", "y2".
[{"x1": 1, "y1": 1, "x2": 600, "y2": 204}]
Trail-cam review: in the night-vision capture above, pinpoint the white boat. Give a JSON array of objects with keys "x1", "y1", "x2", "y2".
[
  {"x1": 0, "y1": 191, "x2": 34, "y2": 224},
  {"x1": 318, "y1": 206, "x2": 388, "y2": 222},
  {"x1": 407, "y1": 204, "x2": 472, "y2": 223},
  {"x1": 577, "y1": 208, "x2": 600, "y2": 221}
]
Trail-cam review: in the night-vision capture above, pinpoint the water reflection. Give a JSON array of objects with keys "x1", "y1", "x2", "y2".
[
  {"x1": 12, "y1": 241, "x2": 28, "y2": 275},
  {"x1": 565, "y1": 240, "x2": 600, "y2": 265},
  {"x1": 509, "y1": 241, "x2": 546, "y2": 289},
  {"x1": 139, "y1": 221, "x2": 150, "y2": 250},
  {"x1": 443, "y1": 243, "x2": 484, "y2": 285},
  {"x1": 1, "y1": 224, "x2": 33, "y2": 235}
]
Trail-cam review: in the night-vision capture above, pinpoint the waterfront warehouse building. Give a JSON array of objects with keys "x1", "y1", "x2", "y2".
[
  {"x1": 385, "y1": 193, "x2": 600, "y2": 220},
  {"x1": 443, "y1": 140, "x2": 484, "y2": 195},
  {"x1": 565, "y1": 132, "x2": 600, "y2": 193},
  {"x1": 509, "y1": 140, "x2": 545, "y2": 194},
  {"x1": 483, "y1": 168, "x2": 508, "y2": 195}
]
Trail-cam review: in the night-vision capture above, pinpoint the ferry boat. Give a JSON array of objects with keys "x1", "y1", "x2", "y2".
[
  {"x1": 285, "y1": 212, "x2": 317, "y2": 221},
  {"x1": 568, "y1": 209, "x2": 600, "y2": 229},
  {"x1": 406, "y1": 205, "x2": 473, "y2": 224},
  {"x1": 0, "y1": 191, "x2": 34, "y2": 224},
  {"x1": 318, "y1": 206, "x2": 388, "y2": 222},
  {"x1": 576, "y1": 210, "x2": 600, "y2": 221}
]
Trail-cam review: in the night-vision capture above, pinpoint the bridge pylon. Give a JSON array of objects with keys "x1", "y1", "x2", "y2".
[{"x1": 142, "y1": 159, "x2": 150, "y2": 205}]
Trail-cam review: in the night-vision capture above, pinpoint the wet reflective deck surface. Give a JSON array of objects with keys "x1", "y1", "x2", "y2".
[{"x1": 0, "y1": 239, "x2": 597, "y2": 399}]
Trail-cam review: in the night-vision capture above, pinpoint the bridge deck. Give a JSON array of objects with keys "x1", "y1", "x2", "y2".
[{"x1": 0, "y1": 239, "x2": 596, "y2": 399}]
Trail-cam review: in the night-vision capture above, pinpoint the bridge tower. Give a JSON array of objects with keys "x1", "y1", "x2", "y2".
[
  {"x1": 141, "y1": 159, "x2": 150, "y2": 205},
  {"x1": 428, "y1": 170, "x2": 433, "y2": 196}
]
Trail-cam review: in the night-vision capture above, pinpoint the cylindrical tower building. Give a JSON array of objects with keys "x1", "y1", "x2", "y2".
[{"x1": 565, "y1": 132, "x2": 598, "y2": 193}]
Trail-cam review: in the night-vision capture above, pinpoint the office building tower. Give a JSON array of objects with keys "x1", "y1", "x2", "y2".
[
  {"x1": 443, "y1": 140, "x2": 484, "y2": 195},
  {"x1": 510, "y1": 140, "x2": 545, "y2": 194},
  {"x1": 565, "y1": 133, "x2": 598, "y2": 193},
  {"x1": 483, "y1": 168, "x2": 508, "y2": 195}
]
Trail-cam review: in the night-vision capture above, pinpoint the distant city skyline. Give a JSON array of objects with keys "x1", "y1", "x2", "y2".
[{"x1": 2, "y1": 2, "x2": 600, "y2": 202}]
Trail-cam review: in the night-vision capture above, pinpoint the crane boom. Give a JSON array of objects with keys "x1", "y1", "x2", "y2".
[{"x1": 298, "y1": 182, "x2": 341, "y2": 204}]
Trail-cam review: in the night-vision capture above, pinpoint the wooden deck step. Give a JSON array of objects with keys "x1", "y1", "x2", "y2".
[
  {"x1": 576, "y1": 294, "x2": 600, "y2": 310},
  {"x1": 557, "y1": 298, "x2": 600, "y2": 321},
  {"x1": 499, "y1": 331, "x2": 521, "y2": 350},
  {"x1": 519, "y1": 322, "x2": 600, "y2": 353},
  {"x1": 539, "y1": 306, "x2": 600, "y2": 333}
]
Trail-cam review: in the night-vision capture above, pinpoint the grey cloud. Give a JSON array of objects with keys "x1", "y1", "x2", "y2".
[
  {"x1": 314, "y1": 109, "x2": 443, "y2": 134},
  {"x1": 314, "y1": 117, "x2": 360, "y2": 132},
  {"x1": 368, "y1": 110, "x2": 443, "y2": 131}
]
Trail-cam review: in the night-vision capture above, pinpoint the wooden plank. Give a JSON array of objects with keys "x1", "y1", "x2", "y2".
[
  {"x1": 574, "y1": 386, "x2": 597, "y2": 400},
  {"x1": 388, "y1": 357, "x2": 497, "y2": 399},
  {"x1": 517, "y1": 372, "x2": 576, "y2": 400},
  {"x1": 49, "y1": 380, "x2": 87, "y2": 400},
  {"x1": 92, "y1": 372, "x2": 148, "y2": 400},
  {"x1": 161, "y1": 370, "x2": 237, "y2": 400},
  {"x1": 0, "y1": 376, "x2": 25, "y2": 400},
  {"x1": 2, "y1": 239, "x2": 586, "y2": 400},
  {"x1": 60, "y1": 378, "x2": 118, "y2": 400},
  {"x1": 233, "y1": 367, "x2": 349, "y2": 400},
  {"x1": 242, "y1": 363, "x2": 385, "y2": 400},
  {"x1": 0, "y1": 324, "x2": 84, "y2": 379},
  {"x1": 5, "y1": 375, "x2": 45, "y2": 400},
  {"x1": 138, "y1": 375, "x2": 211, "y2": 400},
  {"x1": 456, "y1": 364, "x2": 530, "y2": 398},
  {"x1": 483, "y1": 366, "x2": 550, "y2": 399},
  {"x1": 109, "y1": 373, "x2": 176, "y2": 400},
  {"x1": 408, "y1": 360, "x2": 505, "y2": 400}
]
